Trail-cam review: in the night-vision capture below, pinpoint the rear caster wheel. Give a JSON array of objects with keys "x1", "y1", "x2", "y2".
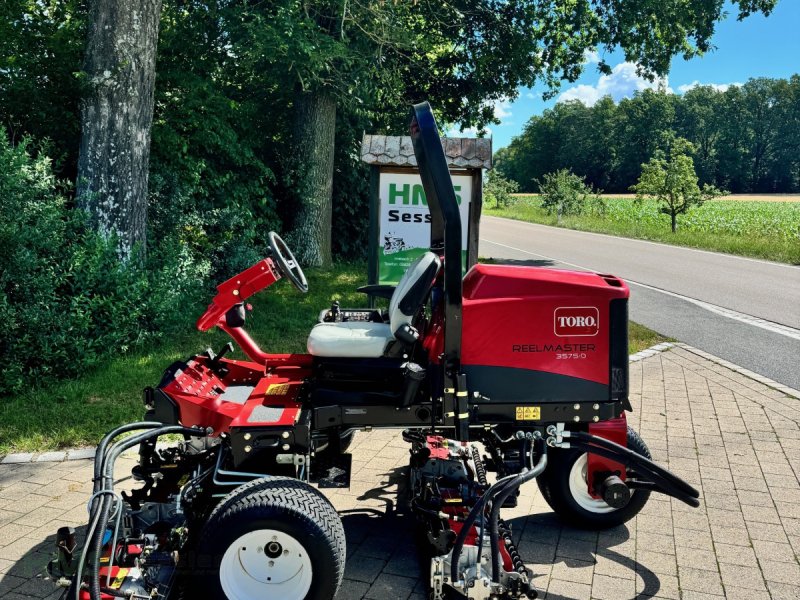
[
  {"x1": 194, "y1": 476, "x2": 345, "y2": 600},
  {"x1": 537, "y1": 427, "x2": 651, "y2": 529}
]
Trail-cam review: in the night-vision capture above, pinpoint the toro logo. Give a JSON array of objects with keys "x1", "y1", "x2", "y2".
[{"x1": 554, "y1": 307, "x2": 599, "y2": 337}]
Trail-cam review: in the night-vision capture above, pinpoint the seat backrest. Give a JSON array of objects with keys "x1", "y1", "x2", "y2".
[{"x1": 388, "y1": 251, "x2": 441, "y2": 333}]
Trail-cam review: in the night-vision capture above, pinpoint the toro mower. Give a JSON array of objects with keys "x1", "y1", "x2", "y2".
[{"x1": 52, "y1": 103, "x2": 699, "y2": 600}]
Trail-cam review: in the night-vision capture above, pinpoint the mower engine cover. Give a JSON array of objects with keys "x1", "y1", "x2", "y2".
[{"x1": 461, "y1": 264, "x2": 629, "y2": 406}]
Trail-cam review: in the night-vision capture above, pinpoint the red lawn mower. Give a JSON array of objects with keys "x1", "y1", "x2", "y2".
[{"x1": 53, "y1": 103, "x2": 699, "y2": 600}]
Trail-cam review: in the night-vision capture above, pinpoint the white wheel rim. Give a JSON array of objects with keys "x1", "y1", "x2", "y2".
[
  {"x1": 568, "y1": 453, "x2": 619, "y2": 514},
  {"x1": 220, "y1": 529, "x2": 313, "y2": 600}
]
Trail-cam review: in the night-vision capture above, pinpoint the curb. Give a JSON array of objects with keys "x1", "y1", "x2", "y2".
[
  {"x1": 3, "y1": 342, "x2": 797, "y2": 465},
  {"x1": 673, "y1": 342, "x2": 800, "y2": 400},
  {"x1": 628, "y1": 341, "x2": 675, "y2": 363}
]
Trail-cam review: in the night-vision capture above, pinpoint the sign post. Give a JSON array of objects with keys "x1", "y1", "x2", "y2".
[{"x1": 361, "y1": 135, "x2": 492, "y2": 291}]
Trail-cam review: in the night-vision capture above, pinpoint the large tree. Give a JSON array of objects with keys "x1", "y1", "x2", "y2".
[
  {"x1": 237, "y1": 0, "x2": 778, "y2": 266},
  {"x1": 76, "y1": 0, "x2": 162, "y2": 260}
]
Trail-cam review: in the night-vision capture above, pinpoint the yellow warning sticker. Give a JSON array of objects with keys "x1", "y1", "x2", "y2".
[
  {"x1": 515, "y1": 406, "x2": 541, "y2": 420},
  {"x1": 111, "y1": 568, "x2": 128, "y2": 589},
  {"x1": 266, "y1": 383, "x2": 290, "y2": 396}
]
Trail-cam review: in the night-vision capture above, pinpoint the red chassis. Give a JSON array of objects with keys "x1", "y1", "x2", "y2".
[{"x1": 54, "y1": 102, "x2": 698, "y2": 600}]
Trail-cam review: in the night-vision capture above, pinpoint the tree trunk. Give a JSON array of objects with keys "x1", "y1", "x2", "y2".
[
  {"x1": 288, "y1": 88, "x2": 336, "y2": 268},
  {"x1": 76, "y1": 0, "x2": 162, "y2": 260},
  {"x1": 671, "y1": 212, "x2": 677, "y2": 233}
]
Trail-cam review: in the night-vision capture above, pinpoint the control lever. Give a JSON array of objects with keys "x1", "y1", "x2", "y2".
[
  {"x1": 330, "y1": 301, "x2": 342, "y2": 322},
  {"x1": 212, "y1": 342, "x2": 234, "y2": 365},
  {"x1": 206, "y1": 342, "x2": 233, "y2": 377}
]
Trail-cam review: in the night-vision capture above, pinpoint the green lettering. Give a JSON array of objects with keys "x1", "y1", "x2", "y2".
[
  {"x1": 454, "y1": 185, "x2": 462, "y2": 205},
  {"x1": 412, "y1": 184, "x2": 427, "y2": 206},
  {"x1": 388, "y1": 183, "x2": 410, "y2": 205}
]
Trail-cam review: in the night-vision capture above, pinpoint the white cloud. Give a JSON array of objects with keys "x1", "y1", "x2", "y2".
[
  {"x1": 677, "y1": 80, "x2": 742, "y2": 94},
  {"x1": 492, "y1": 98, "x2": 512, "y2": 120},
  {"x1": 525, "y1": 92, "x2": 536, "y2": 100},
  {"x1": 557, "y1": 62, "x2": 671, "y2": 106},
  {"x1": 583, "y1": 49, "x2": 600, "y2": 64},
  {"x1": 446, "y1": 125, "x2": 492, "y2": 138}
]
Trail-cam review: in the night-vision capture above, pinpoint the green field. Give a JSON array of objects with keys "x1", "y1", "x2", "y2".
[
  {"x1": 0, "y1": 262, "x2": 669, "y2": 454},
  {"x1": 488, "y1": 196, "x2": 800, "y2": 265}
]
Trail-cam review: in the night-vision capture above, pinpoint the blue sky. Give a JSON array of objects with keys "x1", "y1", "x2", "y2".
[{"x1": 485, "y1": 1, "x2": 800, "y2": 149}]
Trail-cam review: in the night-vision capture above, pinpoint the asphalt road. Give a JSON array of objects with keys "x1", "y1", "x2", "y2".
[{"x1": 479, "y1": 216, "x2": 800, "y2": 390}]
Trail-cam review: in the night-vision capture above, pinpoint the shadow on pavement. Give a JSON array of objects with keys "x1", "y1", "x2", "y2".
[
  {"x1": 4, "y1": 526, "x2": 79, "y2": 599},
  {"x1": 508, "y1": 511, "x2": 661, "y2": 600}
]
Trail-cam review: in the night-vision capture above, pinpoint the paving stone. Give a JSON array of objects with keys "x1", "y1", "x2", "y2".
[
  {"x1": 66, "y1": 448, "x2": 96, "y2": 461},
  {"x1": 546, "y1": 577, "x2": 592, "y2": 600},
  {"x1": 0, "y1": 347, "x2": 798, "y2": 600},
  {"x1": 34, "y1": 452, "x2": 67, "y2": 463},
  {"x1": 1, "y1": 454, "x2": 35, "y2": 465}
]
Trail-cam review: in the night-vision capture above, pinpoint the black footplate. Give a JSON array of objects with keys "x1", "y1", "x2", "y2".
[{"x1": 311, "y1": 452, "x2": 352, "y2": 488}]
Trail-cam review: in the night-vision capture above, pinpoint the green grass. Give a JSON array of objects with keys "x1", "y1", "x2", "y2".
[
  {"x1": 0, "y1": 263, "x2": 371, "y2": 454},
  {"x1": 488, "y1": 196, "x2": 800, "y2": 265},
  {"x1": 629, "y1": 322, "x2": 673, "y2": 354},
  {"x1": 0, "y1": 262, "x2": 671, "y2": 454}
]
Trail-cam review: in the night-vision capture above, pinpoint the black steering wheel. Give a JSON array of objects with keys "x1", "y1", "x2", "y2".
[{"x1": 268, "y1": 231, "x2": 308, "y2": 293}]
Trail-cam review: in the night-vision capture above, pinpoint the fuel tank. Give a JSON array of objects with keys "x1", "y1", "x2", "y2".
[{"x1": 461, "y1": 264, "x2": 629, "y2": 405}]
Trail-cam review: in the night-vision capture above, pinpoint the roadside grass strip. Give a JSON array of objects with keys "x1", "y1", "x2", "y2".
[{"x1": 488, "y1": 197, "x2": 800, "y2": 264}]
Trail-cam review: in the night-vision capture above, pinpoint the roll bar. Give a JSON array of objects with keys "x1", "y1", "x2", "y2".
[{"x1": 410, "y1": 102, "x2": 467, "y2": 438}]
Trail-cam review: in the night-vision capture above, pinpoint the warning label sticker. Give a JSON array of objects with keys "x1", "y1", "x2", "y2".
[
  {"x1": 515, "y1": 406, "x2": 541, "y2": 420},
  {"x1": 265, "y1": 383, "x2": 290, "y2": 396}
]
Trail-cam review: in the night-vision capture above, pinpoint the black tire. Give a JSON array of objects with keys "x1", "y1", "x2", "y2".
[
  {"x1": 537, "y1": 427, "x2": 652, "y2": 529},
  {"x1": 192, "y1": 476, "x2": 345, "y2": 600}
]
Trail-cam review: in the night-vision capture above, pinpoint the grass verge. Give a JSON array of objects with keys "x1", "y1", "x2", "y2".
[
  {"x1": 0, "y1": 263, "x2": 672, "y2": 454},
  {"x1": 487, "y1": 197, "x2": 800, "y2": 265}
]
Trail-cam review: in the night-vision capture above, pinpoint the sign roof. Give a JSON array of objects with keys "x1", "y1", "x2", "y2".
[{"x1": 360, "y1": 134, "x2": 492, "y2": 169}]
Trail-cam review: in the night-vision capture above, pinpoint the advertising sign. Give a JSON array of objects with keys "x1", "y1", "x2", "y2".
[{"x1": 378, "y1": 171, "x2": 472, "y2": 284}]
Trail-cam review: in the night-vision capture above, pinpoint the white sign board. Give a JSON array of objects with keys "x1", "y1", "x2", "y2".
[{"x1": 377, "y1": 171, "x2": 471, "y2": 284}]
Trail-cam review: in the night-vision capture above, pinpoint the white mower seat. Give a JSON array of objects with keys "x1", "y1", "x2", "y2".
[
  {"x1": 306, "y1": 321, "x2": 393, "y2": 358},
  {"x1": 307, "y1": 251, "x2": 441, "y2": 358}
]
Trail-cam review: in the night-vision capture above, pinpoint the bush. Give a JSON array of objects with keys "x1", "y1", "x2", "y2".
[
  {"x1": 537, "y1": 169, "x2": 602, "y2": 222},
  {"x1": 0, "y1": 135, "x2": 206, "y2": 392},
  {"x1": 484, "y1": 171, "x2": 520, "y2": 208}
]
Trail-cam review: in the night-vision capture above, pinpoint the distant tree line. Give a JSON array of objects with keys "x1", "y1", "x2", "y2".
[{"x1": 495, "y1": 76, "x2": 800, "y2": 194}]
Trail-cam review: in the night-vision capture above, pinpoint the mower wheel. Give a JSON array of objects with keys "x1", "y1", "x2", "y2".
[
  {"x1": 193, "y1": 476, "x2": 345, "y2": 600},
  {"x1": 537, "y1": 427, "x2": 652, "y2": 529}
]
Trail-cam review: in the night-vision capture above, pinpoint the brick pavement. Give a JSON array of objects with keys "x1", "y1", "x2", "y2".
[{"x1": 1, "y1": 346, "x2": 798, "y2": 599}]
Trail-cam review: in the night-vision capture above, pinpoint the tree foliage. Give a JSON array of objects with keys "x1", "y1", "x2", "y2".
[
  {"x1": 497, "y1": 76, "x2": 800, "y2": 194},
  {"x1": 631, "y1": 137, "x2": 724, "y2": 232},
  {"x1": 484, "y1": 171, "x2": 519, "y2": 209},
  {"x1": 0, "y1": 0, "x2": 783, "y2": 386},
  {"x1": 538, "y1": 169, "x2": 603, "y2": 223}
]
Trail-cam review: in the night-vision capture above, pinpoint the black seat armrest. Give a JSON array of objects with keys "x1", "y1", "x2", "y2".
[{"x1": 357, "y1": 284, "x2": 396, "y2": 300}]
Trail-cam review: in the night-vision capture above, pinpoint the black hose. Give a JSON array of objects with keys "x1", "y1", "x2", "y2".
[
  {"x1": 88, "y1": 425, "x2": 204, "y2": 600},
  {"x1": 76, "y1": 423, "x2": 162, "y2": 600},
  {"x1": 569, "y1": 432, "x2": 699, "y2": 499},
  {"x1": 567, "y1": 440, "x2": 700, "y2": 507},
  {"x1": 92, "y1": 422, "x2": 162, "y2": 505},
  {"x1": 489, "y1": 443, "x2": 548, "y2": 583},
  {"x1": 449, "y1": 473, "x2": 517, "y2": 583}
]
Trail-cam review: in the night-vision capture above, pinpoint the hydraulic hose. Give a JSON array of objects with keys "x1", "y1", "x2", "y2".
[
  {"x1": 92, "y1": 422, "x2": 162, "y2": 504},
  {"x1": 449, "y1": 472, "x2": 518, "y2": 583},
  {"x1": 87, "y1": 425, "x2": 205, "y2": 600},
  {"x1": 567, "y1": 440, "x2": 700, "y2": 507},
  {"x1": 566, "y1": 431, "x2": 700, "y2": 502},
  {"x1": 76, "y1": 422, "x2": 162, "y2": 600},
  {"x1": 489, "y1": 443, "x2": 548, "y2": 583}
]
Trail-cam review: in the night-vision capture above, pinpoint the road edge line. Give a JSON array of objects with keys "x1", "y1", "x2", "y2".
[{"x1": 671, "y1": 342, "x2": 800, "y2": 400}]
